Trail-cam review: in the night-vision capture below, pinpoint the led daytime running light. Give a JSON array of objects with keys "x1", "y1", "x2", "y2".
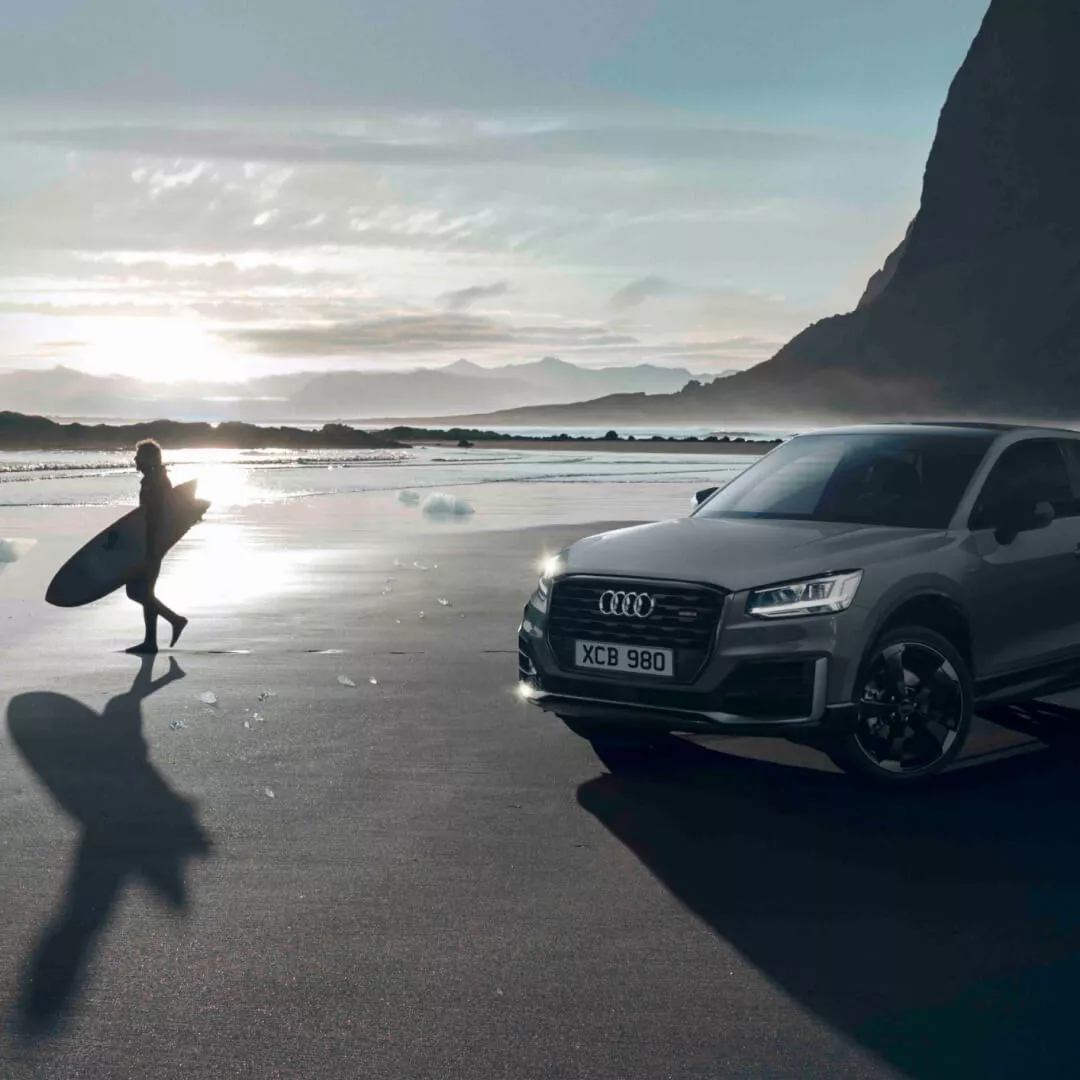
[{"x1": 747, "y1": 571, "x2": 862, "y2": 619}]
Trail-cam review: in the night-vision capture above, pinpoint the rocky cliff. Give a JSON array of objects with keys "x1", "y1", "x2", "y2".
[{"x1": 701, "y1": 0, "x2": 1080, "y2": 421}]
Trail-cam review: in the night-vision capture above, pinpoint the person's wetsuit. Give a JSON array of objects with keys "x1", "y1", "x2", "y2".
[{"x1": 126, "y1": 465, "x2": 185, "y2": 651}]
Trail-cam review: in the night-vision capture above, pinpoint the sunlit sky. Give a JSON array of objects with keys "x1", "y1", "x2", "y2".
[{"x1": 0, "y1": 0, "x2": 987, "y2": 384}]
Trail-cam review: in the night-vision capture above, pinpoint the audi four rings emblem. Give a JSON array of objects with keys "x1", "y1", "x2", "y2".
[{"x1": 598, "y1": 590, "x2": 656, "y2": 618}]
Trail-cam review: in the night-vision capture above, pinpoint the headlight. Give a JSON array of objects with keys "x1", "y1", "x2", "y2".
[
  {"x1": 746, "y1": 570, "x2": 863, "y2": 619},
  {"x1": 533, "y1": 554, "x2": 565, "y2": 612},
  {"x1": 538, "y1": 554, "x2": 563, "y2": 585}
]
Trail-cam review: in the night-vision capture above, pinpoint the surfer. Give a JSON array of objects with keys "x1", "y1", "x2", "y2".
[{"x1": 125, "y1": 439, "x2": 188, "y2": 654}]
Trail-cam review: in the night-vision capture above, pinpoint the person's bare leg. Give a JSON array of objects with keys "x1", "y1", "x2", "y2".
[
  {"x1": 125, "y1": 564, "x2": 161, "y2": 654},
  {"x1": 125, "y1": 602, "x2": 158, "y2": 654},
  {"x1": 155, "y1": 598, "x2": 188, "y2": 647}
]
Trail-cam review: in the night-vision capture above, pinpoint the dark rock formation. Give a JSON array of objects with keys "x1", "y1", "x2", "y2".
[
  {"x1": 0, "y1": 413, "x2": 406, "y2": 451},
  {"x1": 857, "y1": 221, "x2": 913, "y2": 308}
]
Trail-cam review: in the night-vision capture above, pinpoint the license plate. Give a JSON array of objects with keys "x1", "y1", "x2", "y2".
[{"x1": 574, "y1": 640, "x2": 674, "y2": 678}]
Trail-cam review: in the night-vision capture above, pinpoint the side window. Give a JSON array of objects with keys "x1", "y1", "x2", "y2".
[{"x1": 969, "y1": 440, "x2": 1075, "y2": 529}]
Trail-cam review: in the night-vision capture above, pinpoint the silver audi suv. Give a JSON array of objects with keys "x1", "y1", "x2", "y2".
[{"x1": 518, "y1": 423, "x2": 1080, "y2": 785}]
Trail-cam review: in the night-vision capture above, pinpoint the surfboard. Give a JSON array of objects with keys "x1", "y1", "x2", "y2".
[{"x1": 45, "y1": 479, "x2": 211, "y2": 608}]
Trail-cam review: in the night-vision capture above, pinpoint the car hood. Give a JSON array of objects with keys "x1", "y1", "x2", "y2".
[{"x1": 562, "y1": 516, "x2": 947, "y2": 592}]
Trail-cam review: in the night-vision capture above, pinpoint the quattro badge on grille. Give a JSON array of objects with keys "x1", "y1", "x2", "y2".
[{"x1": 598, "y1": 590, "x2": 656, "y2": 618}]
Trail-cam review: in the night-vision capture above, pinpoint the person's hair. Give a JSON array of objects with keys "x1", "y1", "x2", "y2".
[{"x1": 135, "y1": 439, "x2": 163, "y2": 467}]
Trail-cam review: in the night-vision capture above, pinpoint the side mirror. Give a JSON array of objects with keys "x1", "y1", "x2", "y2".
[
  {"x1": 994, "y1": 498, "x2": 1055, "y2": 544},
  {"x1": 1030, "y1": 500, "x2": 1056, "y2": 530},
  {"x1": 692, "y1": 486, "x2": 718, "y2": 510}
]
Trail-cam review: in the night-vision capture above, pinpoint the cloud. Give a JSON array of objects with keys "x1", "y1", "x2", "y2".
[
  {"x1": 0, "y1": 105, "x2": 924, "y2": 381},
  {"x1": 443, "y1": 281, "x2": 511, "y2": 310},
  {"x1": 7, "y1": 121, "x2": 866, "y2": 171},
  {"x1": 511, "y1": 326, "x2": 638, "y2": 346},
  {"x1": 226, "y1": 314, "x2": 516, "y2": 356},
  {"x1": 24, "y1": 340, "x2": 89, "y2": 358},
  {"x1": 610, "y1": 275, "x2": 676, "y2": 310},
  {"x1": 225, "y1": 313, "x2": 638, "y2": 357},
  {"x1": 73, "y1": 256, "x2": 354, "y2": 288}
]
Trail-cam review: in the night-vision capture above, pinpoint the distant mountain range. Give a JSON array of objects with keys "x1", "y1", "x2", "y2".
[{"x1": 0, "y1": 359, "x2": 734, "y2": 422}]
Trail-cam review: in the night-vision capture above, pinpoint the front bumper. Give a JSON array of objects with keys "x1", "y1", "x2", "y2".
[{"x1": 519, "y1": 574, "x2": 864, "y2": 739}]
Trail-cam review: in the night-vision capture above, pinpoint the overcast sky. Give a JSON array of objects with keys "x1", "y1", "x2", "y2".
[{"x1": 0, "y1": 0, "x2": 988, "y2": 382}]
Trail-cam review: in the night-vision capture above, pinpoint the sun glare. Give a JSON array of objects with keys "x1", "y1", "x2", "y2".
[
  {"x1": 160, "y1": 521, "x2": 325, "y2": 609},
  {"x1": 80, "y1": 317, "x2": 242, "y2": 383},
  {"x1": 168, "y1": 461, "x2": 266, "y2": 509}
]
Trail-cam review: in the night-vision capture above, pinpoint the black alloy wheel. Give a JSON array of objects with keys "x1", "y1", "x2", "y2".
[{"x1": 828, "y1": 625, "x2": 973, "y2": 786}]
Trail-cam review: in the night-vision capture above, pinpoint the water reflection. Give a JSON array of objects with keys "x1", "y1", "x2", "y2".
[
  {"x1": 168, "y1": 462, "x2": 269, "y2": 509},
  {"x1": 160, "y1": 520, "x2": 327, "y2": 608}
]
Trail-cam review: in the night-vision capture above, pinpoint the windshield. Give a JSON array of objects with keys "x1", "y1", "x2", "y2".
[{"x1": 694, "y1": 431, "x2": 995, "y2": 529}]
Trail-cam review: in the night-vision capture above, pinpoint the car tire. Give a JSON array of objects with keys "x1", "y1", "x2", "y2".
[
  {"x1": 825, "y1": 624, "x2": 973, "y2": 787},
  {"x1": 558, "y1": 716, "x2": 676, "y2": 771}
]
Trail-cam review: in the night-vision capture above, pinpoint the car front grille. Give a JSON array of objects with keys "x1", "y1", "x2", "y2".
[{"x1": 546, "y1": 576, "x2": 727, "y2": 683}]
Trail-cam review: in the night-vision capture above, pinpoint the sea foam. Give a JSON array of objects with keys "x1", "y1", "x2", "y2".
[{"x1": 421, "y1": 493, "x2": 475, "y2": 517}]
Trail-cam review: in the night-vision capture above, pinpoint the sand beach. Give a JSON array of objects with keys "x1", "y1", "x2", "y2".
[{"x1": 0, "y1": 449, "x2": 1067, "y2": 1079}]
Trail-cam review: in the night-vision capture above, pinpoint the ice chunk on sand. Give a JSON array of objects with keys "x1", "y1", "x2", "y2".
[
  {"x1": 397, "y1": 489, "x2": 422, "y2": 505},
  {"x1": 0, "y1": 539, "x2": 36, "y2": 564},
  {"x1": 437, "y1": 598, "x2": 451, "y2": 607},
  {"x1": 369, "y1": 677, "x2": 378, "y2": 685},
  {"x1": 422, "y1": 492, "x2": 474, "y2": 517},
  {"x1": 337, "y1": 675, "x2": 357, "y2": 687},
  {"x1": 198, "y1": 691, "x2": 218, "y2": 706},
  {"x1": 264, "y1": 787, "x2": 275, "y2": 798},
  {"x1": 243, "y1": 719, "x2": 251, "y2": 729}
]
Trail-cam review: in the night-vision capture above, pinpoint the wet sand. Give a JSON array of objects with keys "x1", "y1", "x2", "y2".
[
  {"x1": 0, "y1": 492, "x2": 1070, "y2": 1080},
  {"x1": 421, "y1": 437, "x2": 777, "y2": 454}
]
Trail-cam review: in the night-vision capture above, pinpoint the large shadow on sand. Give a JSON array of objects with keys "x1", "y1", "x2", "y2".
[
  {"x1": 578, "y1": 706, "x2": 1080, "y2": 1080},
  {"x1": 6, "y1": 656, "x2": 211, "y2": 1037}
]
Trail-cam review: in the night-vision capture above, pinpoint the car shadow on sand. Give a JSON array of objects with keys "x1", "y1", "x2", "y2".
[
  {"x1": 577, "y1": 704, "x2": 1080, "y2": 1080},
  {"x1": 5, "y1": 656, "x2": 211, "y2": 1038}
]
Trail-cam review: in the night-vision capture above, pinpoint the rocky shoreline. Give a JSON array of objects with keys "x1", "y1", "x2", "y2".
[{"x1": 0, "y1": 412, "x2": 782, "y2": 453}]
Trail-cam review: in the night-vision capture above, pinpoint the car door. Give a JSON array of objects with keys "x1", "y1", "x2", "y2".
[{"x1": 965, "y1": 438, "x2": 1080, "y2": 678}]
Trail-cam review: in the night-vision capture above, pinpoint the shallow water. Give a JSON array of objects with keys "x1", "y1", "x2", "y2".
[{"x1": 0, "y1": 445, "x2": 758, "y2": 510}]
